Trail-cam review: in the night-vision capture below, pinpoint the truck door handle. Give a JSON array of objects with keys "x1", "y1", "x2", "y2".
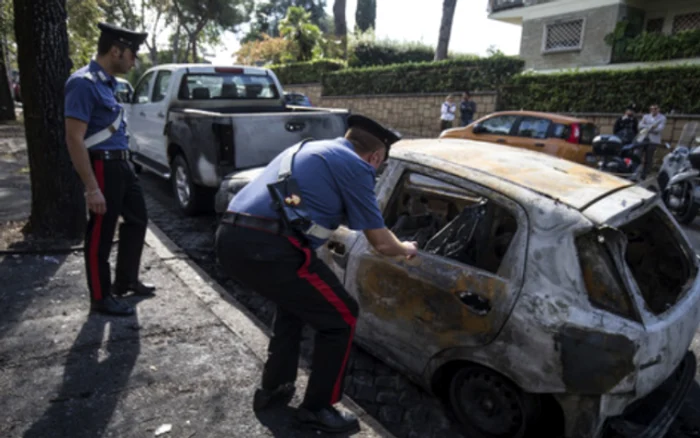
[
  {"x1": 157, "y1": 112, "x2": 165, "y2": 118},
  {"x1": 457, "y1": 291, "x2": 491, "y2": 316},
  {"x1": 285, "y1": 121, "x2": 306, "y2": 132},
  {"x1": 535, "y1": 142, "x2": 545, "y2": 147}
]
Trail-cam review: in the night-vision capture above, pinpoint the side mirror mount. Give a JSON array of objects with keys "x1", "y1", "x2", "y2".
[{"x1": 472, "y1": 123, "x2": 485, "y2": 134}]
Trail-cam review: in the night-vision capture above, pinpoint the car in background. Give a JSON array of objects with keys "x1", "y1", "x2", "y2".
[
  {"x1": 284, "y1": 91, "x2": 312, "y2": 107},
  {"x1": 115, "y1": 77, "x2": 134, "y2": 103},
  {"x1": 440, "y1": 110, "x2": 599, "y2": 166}
]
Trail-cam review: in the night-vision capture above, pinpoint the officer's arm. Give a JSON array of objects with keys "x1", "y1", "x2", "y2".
[
  {"x1": 65, "y1": 118, "x2": 100, "y2": 193},
  {"x1": 364, "y1": 228, "x2": 417, "y2": 258}
]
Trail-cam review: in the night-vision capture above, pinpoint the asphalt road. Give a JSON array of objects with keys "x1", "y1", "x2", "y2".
[{"x1": 138, "y1": 170, "x2": 700, "y2": 437}]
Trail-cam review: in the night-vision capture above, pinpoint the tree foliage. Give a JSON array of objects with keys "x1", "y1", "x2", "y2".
[
  {"x1": 279, "y1": 6, "x2": 322, "y2": 62},
  {"x1": 243, "y1": 0, "x2": 328, "y2": 42},
  {"x1": 355, "y1": 0, "x2": 375, "y2": 32},
  {"x1": 66, "y1": 0, "x2": 104, "y2": 68},
  {"x1": 236, "y1": 34, "x2": 296, "y2": 65}
]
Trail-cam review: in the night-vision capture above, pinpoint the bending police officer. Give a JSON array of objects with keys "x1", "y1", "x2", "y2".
[
  {"x1": 215, "y1": 115, "x2": 418, "y2": 434},
  {"x1": 64, "y1": 23, "x2": 156, "y2": 317}
]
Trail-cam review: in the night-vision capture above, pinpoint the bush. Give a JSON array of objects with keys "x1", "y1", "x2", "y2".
[
  {"x1": 270, "y1": 59, "x2": 347, "y2": 85},
  {"x1": 323, "y1": 57, "x2": 524, "y2": 96},
  {"x1": 500, "y1": 65, "x2": 700, "y2": 114},
  {"x1": 349, "y1": 40, "x2": 436, "y2": 67},
  {"x1": 606, "y1": 23, "x2": 700, "y2": 63}
]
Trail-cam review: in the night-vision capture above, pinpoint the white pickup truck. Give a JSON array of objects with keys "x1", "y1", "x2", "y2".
[{"x1": 124, "y1": 64, "x2": 349, "y2": 215}]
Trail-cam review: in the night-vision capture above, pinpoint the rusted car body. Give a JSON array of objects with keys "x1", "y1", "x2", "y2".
[{"x1": 313, "y1": 138, "x2": 700, "y2": 437}]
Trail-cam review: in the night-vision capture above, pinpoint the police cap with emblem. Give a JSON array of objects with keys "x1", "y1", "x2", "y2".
[
  {"x1": 98, "y1": 22, "x2": 148, "y2": 54},
  {"x1": 347, "y1": 114, "x2": 401, "y2": 151}
]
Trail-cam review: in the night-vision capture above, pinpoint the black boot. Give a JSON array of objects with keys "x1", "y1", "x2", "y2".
[
  {"x1": 90, "y1": 295, "x2": 135, "y2": 316},
  {"x1": 112, "y1": 281, "x2": 156, "y2": 297},
  {"x1": 296, "y1": 406, "x2": 360, "y2": 433},
  {"x1": 253, "y1": 382, "x2": 295, "y2": 411}
]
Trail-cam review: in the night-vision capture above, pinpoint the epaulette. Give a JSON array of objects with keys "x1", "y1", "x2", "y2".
[{"x1": 82, "y1": 71, "x2": 97, "y2": 83}]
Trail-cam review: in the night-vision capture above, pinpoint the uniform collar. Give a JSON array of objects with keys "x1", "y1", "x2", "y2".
[{"x1": 89, "y1": 60, "x2": 117, "y2": 87}]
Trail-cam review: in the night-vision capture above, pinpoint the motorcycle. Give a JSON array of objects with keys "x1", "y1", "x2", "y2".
[
  {"x1": 656, "y1": 122, "x2": 700, "y2": 225},
  {"x1": 591, "y1": 119, "x2": 663, "y2": 183}
]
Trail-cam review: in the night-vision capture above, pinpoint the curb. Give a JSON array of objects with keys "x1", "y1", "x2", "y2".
[{"x1": 144, "y1": 221, "x2": 396, "y2": 438}]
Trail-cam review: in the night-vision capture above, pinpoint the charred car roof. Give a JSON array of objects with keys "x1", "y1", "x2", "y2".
[{"x1": 391, "y1": 138, "x2": 637, "y2": 212}]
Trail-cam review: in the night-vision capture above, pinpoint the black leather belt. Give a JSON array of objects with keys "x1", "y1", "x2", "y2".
[
  {"x1": 221, "y1": 212, "x2": 290, "y2": 236},
  {"x1": 89, "y1": 149, "x2": 131, "y2": 161}
]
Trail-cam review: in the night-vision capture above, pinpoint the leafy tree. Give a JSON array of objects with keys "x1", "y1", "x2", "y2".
[
  {"x1": 172, "y1": 0, "x2": 252, "y2": 62},
  {"x1": 236, "y1": 34, "x2": 296, "y2": 65},
  {"x1": 435, "y1": 0, "x2": 457, "y2": 61},
  {"x1": 332, "y1": 0, "x2": 346, "y2": 56},
  {"x1": 66, "y1": 0, "x2": 104, "y2": 68},
  {"x1": 355, "y1": 0, "x2": 375, "y2": 32},
  {"x1": 243, "y1": 0, "x2": 328, "y2": 42},
  {"x1": 14, "y1": 0, "x2": 85, "y2": 239},
  {"x1": 279, "y1": 6, "x2": 322, "y2": 62}
]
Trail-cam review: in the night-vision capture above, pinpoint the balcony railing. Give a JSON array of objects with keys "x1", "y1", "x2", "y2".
[{"x1": 488, "y1": 0, "x2": 525, "y2": 14}]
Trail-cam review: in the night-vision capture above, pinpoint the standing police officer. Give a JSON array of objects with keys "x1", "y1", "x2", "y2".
[
  {"x1": 65, "y1": 23, "x2": 156, "y2": 317},
  {"x1": 215, "y1": 115, "x2": 418, "y2": 434}
]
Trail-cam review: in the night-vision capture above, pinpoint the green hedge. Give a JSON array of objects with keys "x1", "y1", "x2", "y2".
[
  {"x1": 500, "y1": 65, "x2": 700, "y2": 114},
  {"x1": 349, "y1": 41, "x2": 436, "y2": 67},
  {"x1": 269, "y1": 59, "x2": 346, "y2": 85},
  {"x1": 322, "y1": 57, "x2": 524, "y2": 96},
  {"x1": 618, "y1": 29, "x2": 700, "y2": 63}
]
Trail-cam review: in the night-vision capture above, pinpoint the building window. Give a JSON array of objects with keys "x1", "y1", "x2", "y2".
[
  {"x1": 672, "y1": 12, "x2": 700, "y2": 34},
  {"x1": 646, "y1": 18, "x2": 664, "y2": 34},
  {"x1": 543, "y1": 19, "x2": 585, "y2": 53}
]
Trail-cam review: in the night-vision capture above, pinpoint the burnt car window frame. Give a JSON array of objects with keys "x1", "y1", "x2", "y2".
[{"x1": 379, "y1": 161, "x2": 529, "y2": 284}]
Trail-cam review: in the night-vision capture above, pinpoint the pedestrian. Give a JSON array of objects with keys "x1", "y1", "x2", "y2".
[
  {"x1": 440, "y1": 94, "x2": 456, "y2": 132},
  {"x1": 64, "y1": 22, "x2": 156, "y2": 317},
  {"x1": 639, "y1": 103, "x2": 667, "y2": 145},
  {"x1": 459, "y1": 91, "x2": 477, "y2": 127},
  {"x1": 215, "y1": 115, "x2": 418, "y2": 434},
  {"x1": 613, "y1": 105, "x2": 639, "y2": 145}
]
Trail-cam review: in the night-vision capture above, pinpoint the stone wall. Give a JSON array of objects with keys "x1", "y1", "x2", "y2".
[
  {"x1": 567, "y1": 113, "x2": 700, "y2": 144},
  {"x1": 283, "y1": 83, "x2": 498, "y2": 138}
]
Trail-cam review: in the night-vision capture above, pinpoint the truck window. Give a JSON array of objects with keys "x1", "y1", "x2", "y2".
[
  {"x1": 178, "y1": 73, "x2": 280, "y2": 100},
  {"x1": 133, "y1": 71, "x2": 154, "y2": 104},
  {"x1": 152, "y1": 71, "x2": 172, "y2": 103}
]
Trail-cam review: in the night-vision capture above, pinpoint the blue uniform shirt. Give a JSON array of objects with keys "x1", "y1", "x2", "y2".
[
  {"x1": 229, "y1": 138, "x2": 386, "y2": 249},
  {"x1": 64, "y1": 60, "x2": 128, "y2": 151}
]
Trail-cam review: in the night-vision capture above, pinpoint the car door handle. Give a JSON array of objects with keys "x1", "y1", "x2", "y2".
[
  {"x1": 535, "y1": 142, "x2": 545, "y2": 147},
  {"x1": 327, "y1": 241, "x2": 348, "y2": 269},
  {"x1": 157, "y1": 112, "x2": 165, "y2": 118},
  {"x1": 496, "y1": 138, "x2": 507, "y2": 143},
  {"x1": 285, "y1": 121, "x2": 306, "y2": 132}
]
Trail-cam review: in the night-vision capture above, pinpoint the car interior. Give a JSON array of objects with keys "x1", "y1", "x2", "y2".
[{"x1": 384, "y1": 173, "x2": 518, "y2": 275}]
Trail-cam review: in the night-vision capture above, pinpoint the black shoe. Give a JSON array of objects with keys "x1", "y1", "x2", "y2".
[
  {"x1": 112, "y1": 281, "x2": 156, "y2": 297},
  {"x1": 296, "y1": 406, "x2": 360, "y2": 434},
  {"x1": 90, "y1": 295, "x2": 135, "y2": 316},
  {"x1": 253, "y1": 383, "x2": 295, "y2": 411}
]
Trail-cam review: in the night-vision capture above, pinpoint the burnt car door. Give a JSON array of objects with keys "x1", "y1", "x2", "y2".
[{"x1": 320, "y1": 160, "x2": 528, "y2": 377}]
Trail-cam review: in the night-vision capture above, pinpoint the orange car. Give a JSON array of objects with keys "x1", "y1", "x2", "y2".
[{"x1": 440, "y1": 111, "x2": 599, "y2": 165}]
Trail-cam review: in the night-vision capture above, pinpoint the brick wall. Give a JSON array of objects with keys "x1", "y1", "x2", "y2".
[
  {"x1": 519, "y1": 4, "x2": 620, "y2": 70},
  {"x1": 283, "y1": 83, "x2": 498, "y2": 138}
]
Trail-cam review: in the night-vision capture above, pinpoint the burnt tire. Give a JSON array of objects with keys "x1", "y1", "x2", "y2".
[
  {"x1": 448, "y1": 365, "x2": 537, "y2": 438},
  {"x1": 171, "y1": 154, "x2": 212, "y2": 216}
]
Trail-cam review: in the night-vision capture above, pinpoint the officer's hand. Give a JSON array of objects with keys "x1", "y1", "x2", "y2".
[
  {"x1": 402, "y1": 241, "x2": 419, "y2": 260},
  {"x1": 86, "y1": 190, "x2": 107, "y2": 215}
]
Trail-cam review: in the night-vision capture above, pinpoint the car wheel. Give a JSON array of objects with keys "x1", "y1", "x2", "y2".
[
  {"x1": 171, "y1": 154, "x2": 211, "y2": 216},
  {"x1": 449, "y1": 365, "x2": 535, "y2": 438},
  {"x1": 665, "y1": 181, "x2": 700, "y2": 225}
]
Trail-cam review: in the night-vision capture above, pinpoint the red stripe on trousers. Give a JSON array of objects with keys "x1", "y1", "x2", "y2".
[
  {"x1": 287, "y1": 237, "x2": 356, "y2": 404},
  {"x1": 89, "y1": 160, "x2": 105, "y2": 301}
]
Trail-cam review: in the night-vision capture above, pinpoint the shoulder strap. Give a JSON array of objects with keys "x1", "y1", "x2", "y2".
[
  {"x1": 84, "y1": 107, "x2": 124, "y2": 149},
  {"x1": 82, "y1": 71, "x2": 97, "y2": 83},
  {"x1": 278, "y1": 138, "x2": 314, "y2": 180}
]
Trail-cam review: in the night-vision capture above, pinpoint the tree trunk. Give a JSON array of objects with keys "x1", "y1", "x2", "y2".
[
  {"x1": 435, "y1": 0, "x2": 457, "y2": 61},
  {"x1": 333, "y1": 0, "x2": 347, "y2": 57},
  {"x1": 13, "y1": 0, "x2": 85, "y2": 239},
  {"x1": 0, "y1": 43, "x2": 15, "y2": 120}
]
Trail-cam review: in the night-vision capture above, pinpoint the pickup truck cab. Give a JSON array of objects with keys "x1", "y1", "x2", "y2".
[{"x1": 125, "y1": 64, "x2": 348, "y2": 215}]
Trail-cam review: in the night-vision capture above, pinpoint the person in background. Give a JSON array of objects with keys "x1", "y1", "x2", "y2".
[
  {"x1": 639, "y1": 103, "x2": 667, "y2": 145},
  {"x1": 460, "y1": 92, "x2": 477, "y2": 127},
  {"x1": 613, "y1": 105, "x2": 638, "y2": 145},
  {"x1": 440, "y1": 94, "x2": 456, "y2": 132}
]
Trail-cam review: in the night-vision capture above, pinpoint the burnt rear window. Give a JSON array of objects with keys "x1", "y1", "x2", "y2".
[{"x1": 620, "y1": 208, "x2": 696, "y2": 314}]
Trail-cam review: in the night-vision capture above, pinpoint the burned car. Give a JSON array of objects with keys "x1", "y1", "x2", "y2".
[{"x1": 216, "y1": 138, "x2": 700, "y2": 438}]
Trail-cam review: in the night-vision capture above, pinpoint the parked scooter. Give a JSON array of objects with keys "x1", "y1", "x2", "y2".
[
  {"x1": 592, "y1": 119, "x2": 663, "y2": 182},
  {"x1": 657, "y1": 122, "x2": 700, "y2": 225}
]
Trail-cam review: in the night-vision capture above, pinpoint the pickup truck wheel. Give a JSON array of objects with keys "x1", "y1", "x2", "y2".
[
  {"x1": 171, "y1": 155, "x2": 208, "y2": 216},
  {"x1": 449, "y1": 365, "x2": 533, "y2": 438}
]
